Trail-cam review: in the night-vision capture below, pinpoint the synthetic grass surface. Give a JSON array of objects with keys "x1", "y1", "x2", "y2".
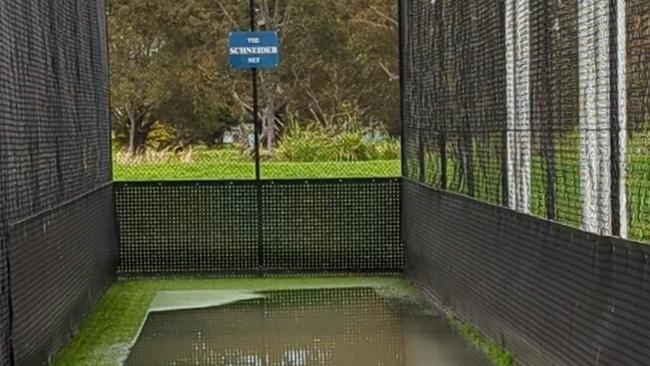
[{"x1": 53, "y1": 277, "x2": 416, "y2": 366}]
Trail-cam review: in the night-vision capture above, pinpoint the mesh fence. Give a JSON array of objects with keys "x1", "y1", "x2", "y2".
[
  {"x1": 403, "y1": 181, "x2": 650, "y2": 366},
  {"x1": 0, "y1": 0, "x2": 113, "y2": 364},
  {"x1": 8, "y1": 186, "x2": 118, "y2": 366},
  {"x1": 402, "y1": 0, "x2": 650, "y2": 242},
  {"x1": 402, "y1": 0, "x2": 507, "y2": 206},
  {"x1": 626, "y1": 0, "x2": 650, "y2": 241},
  {"x1": 115, "y1": 179, "x2": 402, "y2": 276},
  {"x1": 402, "y1": 0, "x2": 650, "y2": 364},
  {"x1": 528, "y1": 0, "x2": 582, "y2": 226},
  {"x1": 261, "y1": 179, "x2": 402, "y2": 272},
  {"x1": 115, "y1": 181, "x2": 259, "y2": 275},
  {"x1": 109, "y1": 0, "x2": 401, "y2": 182}
]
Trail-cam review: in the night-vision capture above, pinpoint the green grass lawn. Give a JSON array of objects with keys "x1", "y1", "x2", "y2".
[
  {"x1": 113, "y1": 160, "x2": 401, "y2": 180},
  {"x1": 115, "y1": 153, "x2": 650, "y2": 242},
  {"x1": 53, "y1": 277, "x2": 416, "y2": 366},
  {"x1": 413, "y1": 136, "x2": 650, "y2": 242},
  {"x1": 114, "y1": 142, "x2": 650, "y2": 242}
]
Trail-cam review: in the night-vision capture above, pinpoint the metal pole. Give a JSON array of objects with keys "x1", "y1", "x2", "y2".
[
  {"x1": 253, "y1": 75, "x2": 260, "y2": 180},
  {"x1": 250, "y1": 0, "x2": 260, "y2": 181},
  {"x1": 250, "y1": 0, "x2": 264, "y2": 273},
  {"x1": 398, "y1": 0, "x2": 406, "y2": 179},
  {"x1": 609, "y1": 0, "x2": 621, "y2": 237}
]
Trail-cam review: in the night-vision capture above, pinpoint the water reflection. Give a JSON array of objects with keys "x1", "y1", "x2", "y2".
[{"x1": 126, "y1": 288, "x2": 490, "y2": 366}]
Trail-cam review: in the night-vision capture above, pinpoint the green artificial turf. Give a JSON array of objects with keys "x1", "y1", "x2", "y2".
[
  {"x1": 52, "y1": 277, "x2": 416, "y2": 366},
  {"x1": 450, "y1": 315, "x2": 514, "y2": 366}
]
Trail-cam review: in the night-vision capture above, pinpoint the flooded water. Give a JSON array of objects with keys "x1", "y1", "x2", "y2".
[{"x1": 125, "y1": 288, "x2": 491, "y2": 366}]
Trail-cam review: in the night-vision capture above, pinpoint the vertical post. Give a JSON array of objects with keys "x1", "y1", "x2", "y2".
[
  {"x1": 615, "y1": 0, "x2": 628, "y2": 238},
  {"x1": 418, "y1": 134, "x2": 426, "y2": 182},
  {"x1": 500, "y1": 0, "x2": 509, "y2": 207},
  {"x1": 398, "y1": 0, "x2": 406, "y2": 254},
  {"x1": 250, "y1": 0, "x2": 264, "y2": 272},
  {"x1": 253, "y1": 75, "x2": 260, "y2": 180},
  {"x1": 251, "y1": 0, "x2": 261, "y2": 182},
  {"x1": 578, "y1": 0, "x2": 612, "y2": 235},
  {"x1": 609, "y1": 0, "x2": 621, "y2": 237},
  {"x1": 505, "y1": 0, "x2": 531, "y2": 213},
  {"x1": 440, "y1": 132, "x2": 448, "y2": 190},
  {"x1": 540, "y1": 2, "x2": 557, "y2": 221},
  {"x1": 398, "y1": 0, "x2": 406, "y2": 179}
]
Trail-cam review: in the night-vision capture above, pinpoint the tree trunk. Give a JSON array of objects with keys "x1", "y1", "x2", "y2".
[
  {"x1": 259, "y1": 94, "x2": 278, "y2": 154},
  {"x1": 264, "y1": 107, "x2": 276, "y2": 153},
  {"x1": 127, "y1": 107, "x2": 149, "y2": 156}
]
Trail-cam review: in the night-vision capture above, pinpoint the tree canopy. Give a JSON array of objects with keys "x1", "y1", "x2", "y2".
[{"x1": 109, "y1": 0, "x2": 399, "y2": 155}]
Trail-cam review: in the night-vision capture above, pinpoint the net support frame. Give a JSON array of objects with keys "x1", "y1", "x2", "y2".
[
  {"x1": 498, "y1": 0, "x2": 630, "y2": 235},
  {"x1": 578, "y1": 0, "x2": 613, "y2": 235},
  {"x1": 506, "y1": 0, "x2": 532, "y2": 214},
  {"x1": 615, "y1": 0, "x2": 629, "y2": 239}
]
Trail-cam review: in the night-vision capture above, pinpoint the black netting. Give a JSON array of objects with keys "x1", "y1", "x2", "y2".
[
  {"x1": 529, "y1": 0, "x2": 582, "y2": 227},
  {"x1": 262, "y1": 179, "x2": 402, "y2": 272},
  {"x1": 0, "y1": 1, "x2": 111, "y2": 217},
  {"x1": 0, "y1": 230, "x2": 10, "y2": 365},
  {"x1": 115, "y1": 179, "x2": 402, "y2": 276},
  {"x1": 626, "y1": 0, "x2": 650, "y2": 242},
  {"x1": 402, "y1": 0, "x2": 507, "y2": 207},
  {"x1": 115, "y1": 182, "x2": 259, "y2": 275},
  {"x1": 8, "y1": 186, "x2": 117, "y2": 366},
  {"x1": 0, "y1": 0, "x2": 113, "y2": 364},
  {"x1": 402, "y1": 0, "x2": 647, "y2": 237},
  {"x1": 402, "y1": 0, "x2": 650, "y2": 364},
  {"x1": 403, "y1": 180, "x2": 650, "y2": 366}
]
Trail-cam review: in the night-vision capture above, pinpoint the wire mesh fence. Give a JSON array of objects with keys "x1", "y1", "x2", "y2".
[
  {"x1": 626, "y1": 0, "x2": 650, "y2": 241},
  {"x1": 402, "y1": 180, "x2": 650, "y2": 366},
  {"x1": 115, "y1": 179, "x2": 403, "y2": 276},
  {"x1": 402, "y1": 0, "x2": 508, "y2": 207},
  {"x1": 402, "y1": 0, "x2": 650, "y2": 243},
  {"x1": 8, "y1": 186, "x2": 117, "y2": 366}
]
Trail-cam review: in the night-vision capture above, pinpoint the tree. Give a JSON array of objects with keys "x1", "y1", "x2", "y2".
[
  {"x1": 109, "y1": 0, "x2": 400, "y2": 154},
  {"x1": 109, "y1": 0, "x2": 249, "y2": 154}
]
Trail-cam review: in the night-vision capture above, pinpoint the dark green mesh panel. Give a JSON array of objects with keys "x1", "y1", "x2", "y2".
[
  {"x1": 115, "y1": 179, "x2": 402, "y2": 276},
  {"x1": 0, "y1": 0, "x2": 113, "y2": 364}
]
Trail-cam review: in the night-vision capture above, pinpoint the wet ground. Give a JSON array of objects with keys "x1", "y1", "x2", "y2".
[{"x1": 125, "y1": 287, "x2": 491, "y2": 366}]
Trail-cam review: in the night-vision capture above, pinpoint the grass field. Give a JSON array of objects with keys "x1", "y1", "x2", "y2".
[
  {"x1": 114, "y1": 143, "x2": 650, "y2": 242},
  {"x1": 411, "y1": 142, "x2": 650, "y2": 242},
  {"x1": 113, "y1": 160, "x2": 402, "y2": 180}
]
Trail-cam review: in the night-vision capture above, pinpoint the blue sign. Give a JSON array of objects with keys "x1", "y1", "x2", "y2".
[{"x1": 229, "y1": 31, "x2": 280, "y2": 70}]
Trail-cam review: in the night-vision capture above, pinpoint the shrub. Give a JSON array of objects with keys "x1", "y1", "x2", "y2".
[
  {"x1": 114, "y1": 144, "x2": 251, "y2": 165},
  {"x1": 332, "y1": 131, "x2": 369, "y2": 161},
  {"x1": 275, "y1": 121, "x2": 336, "y2": 162},
  {"x1": 196, "y1": 145, "x2": 251, "y2": 163},
  {"x1": 114, "y1": 148, "x2": 175, "y2": 165},
  {"x1": 146, "y1": 122, "x2": 179, "y2": 150},
  {"x1": 113, "y1": 119, "x2": 402, "y2": 164},
  {"x1": 368, "y1": 138, "x2": 401, "y2": 160},
  {"x1": 277, "y1": 119, "x2": 400, "y2": 162}
]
